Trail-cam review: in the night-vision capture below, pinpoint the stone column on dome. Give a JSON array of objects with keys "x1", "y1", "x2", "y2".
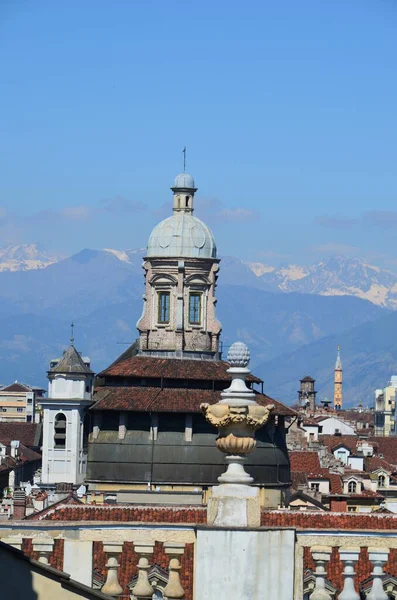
[
  {"x1": 101, "y1": 542, "x2": 124, "y2": 596},
  {"x1": 339, "y1": 548, "x2": 360, "y2": 600},
  {"x1": 309, "y1": 547, "x2": 332, "y2": 600},
  {"x1": 201, "y1": 341, "x2": 274, "y2": 527},
  {"x1": 163, "y1": 542, "x2": 185, "y2": 599},
  {"x1": 131, "y1": 543, "x2": 155, "y2": 600},
  {"x1": 367, "y1": 549, "x2": 389, "y2": 600},
  {"x1": 32, "y1": 538, "x2": 55, "y2": 564}
]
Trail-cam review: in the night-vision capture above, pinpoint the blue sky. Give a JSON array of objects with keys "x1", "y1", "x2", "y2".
[{"x1": 1, "y1": 0, "x2": 397, "y2": 268}]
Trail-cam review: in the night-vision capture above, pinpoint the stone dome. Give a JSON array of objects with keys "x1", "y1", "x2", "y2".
[
  {"x1": 173, "y1": 172, "x2": 196, "y2": 189},
  {"x1": 147, "y1": 213, "x2": 217, "y2": 258}
]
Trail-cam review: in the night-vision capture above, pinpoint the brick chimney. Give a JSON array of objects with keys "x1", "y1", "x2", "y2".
[
  {"x1": 330, "y1": 498, "x2": 347, "y2": 512},
  {"x1": 13, "y1": 489, "x2": 26, "y2": 520}
]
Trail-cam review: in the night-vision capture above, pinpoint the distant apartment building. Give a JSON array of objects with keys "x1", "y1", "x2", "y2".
[
  {"x1": 0, "y1": 382, "x2": 45, "y2": 423},
  {"x1": 374, "y1": 376, "x2": 397, "y2": 436}
]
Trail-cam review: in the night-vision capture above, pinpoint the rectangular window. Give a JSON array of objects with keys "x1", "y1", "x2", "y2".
[
  {"x1": 17, "y1": 408, "x2": 23, "y2": 413},
  {"x1": 189, "y1": 293, "x2": 201, "y2": 324},
  {"x1": 158, "y1": 292, "x2": 170, "y2": 324},
  {"x1": 310, "y1": 483, "x2": 320, "y2": 492}
]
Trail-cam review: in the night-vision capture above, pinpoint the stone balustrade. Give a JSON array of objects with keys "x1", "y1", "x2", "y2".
[
  {"x1": 0, "y1": 525, "x2": 395, "y2": 600},
  {"x1": 308, "y1": 546, "x2": 392, "y2": 600}
]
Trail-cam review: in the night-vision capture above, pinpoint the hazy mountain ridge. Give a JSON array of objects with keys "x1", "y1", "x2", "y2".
[
  {"x1": 0, "y1": 248, "x2": 387, "y2": 401},
  {"x1": 257, "y1": 310, "x2": 397, "y2": 407},
  {"x1": 246, "y1": 256, "x2": 397, "y2": 309},
  {"x1": 0, "y1": 246, "x2": 394, "y2": 405}
]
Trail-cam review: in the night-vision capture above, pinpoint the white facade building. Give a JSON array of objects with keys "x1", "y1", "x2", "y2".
[
  {"x1": 316, "y1": 416, "x2": 355, "y2": 436},
  {"x1": 41, "y1": 342, "x2": 94, "y2": 486}
]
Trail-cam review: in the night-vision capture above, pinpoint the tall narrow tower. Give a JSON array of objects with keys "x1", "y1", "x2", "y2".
[
  {"x1": 334, "y1": 345, "x2": 343, "y2": 410},
  {"x1": 41, "y1": 334, "x2": 94, "y2": 486}
]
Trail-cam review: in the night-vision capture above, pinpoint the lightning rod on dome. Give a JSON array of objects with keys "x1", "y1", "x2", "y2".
[
  {"x1": 182, "y1": 146, "x2": 186, "y2": 172},
  {"x1": 70, "y1": 321, "x2": 74, "y2": 345}
]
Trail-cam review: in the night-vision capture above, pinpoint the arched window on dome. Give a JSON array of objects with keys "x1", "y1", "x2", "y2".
[
  {"x1": 54, "y1": 413, "x2": 67, "y2": 449},
  {"x1": 348, "y1": 480, "x2": 357, "y2": 493}
]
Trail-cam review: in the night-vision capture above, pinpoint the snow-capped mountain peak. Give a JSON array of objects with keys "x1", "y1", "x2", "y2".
[
  {"x1": 246, "y1": 255, "x2": 397, "y2": 308},
  {"x1": 0, "y1": 244, "x2": 62, "y2": 272}
]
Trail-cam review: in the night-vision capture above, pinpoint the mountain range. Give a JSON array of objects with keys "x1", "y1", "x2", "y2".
[
  {"x1": 246, "y1": 256, "x2": 397, "y2": 309},
  {"x1": 0, "y1": 244, "x2": 396, "y2": 406}
]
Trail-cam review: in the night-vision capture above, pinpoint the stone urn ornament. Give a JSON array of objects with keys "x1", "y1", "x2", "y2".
[{"x1": 201, "y1": 341, "x2": 274, "y2": 486}]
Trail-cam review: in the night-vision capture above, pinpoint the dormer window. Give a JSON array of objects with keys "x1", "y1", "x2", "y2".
[
  {"x1": 189, "y1": 292, "x2": 201, "y2": 325},
  {"x1": 158, "y1": 292, "x2": 170, "y2": 324},
  {"x1": 348, "y1": 480, "x2": 357, "y2": 493},
  {"x1": 378, "y1": 474, "x2": 386, "y2": 487}
]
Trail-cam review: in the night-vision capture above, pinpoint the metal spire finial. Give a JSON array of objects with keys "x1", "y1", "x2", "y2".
[
  {"x1": 182, "y1": 146, "x2": 186, "y2": 172},
  {"x1": 70, "y1": 322, "x2": 75, "y2": 345}
]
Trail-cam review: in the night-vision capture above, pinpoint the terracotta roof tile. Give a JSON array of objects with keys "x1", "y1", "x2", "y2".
[
  {"x1": 367, "y1": 437, "x2": 397, "y2": 467},
  {"x1": 0, "y1": 382, "x2": 31, "y2": 392},
  {"x1": 319, "y1": 435, "x2": 358, "y2": 453},
  {"x1": 290, "y1": 451, "x2": 321, "y2": 473},
  {"x1": 99, "y1": 355, "x2": 262, "y2": 383},
  {"x1": 261, "y1": 509, "x2": 397, "y2": 530},
  {"x1": 30, "y1": 503, "x2": 207, "y2": 523},
  {"x1": 91, "y1": 386, "x2": 295, "y2": 416},
  {"x1": 0, "y1": 423, "x2": 41, "y2": 448}
]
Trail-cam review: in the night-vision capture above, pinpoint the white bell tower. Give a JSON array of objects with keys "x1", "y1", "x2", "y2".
[{"x1": 41, "y1": 328, "x2": 94, "y2": 486}]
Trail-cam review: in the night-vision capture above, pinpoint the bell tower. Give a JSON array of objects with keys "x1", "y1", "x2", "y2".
[
  {"x1": 41, "y1": 330, "x2": 94, "y2": 486},
  {"x1": 298, "y1": 376, "x2": 317, "y2": 412},
  {"x1": 334, "y1": 345, "x2": 343, "y2": 410}
]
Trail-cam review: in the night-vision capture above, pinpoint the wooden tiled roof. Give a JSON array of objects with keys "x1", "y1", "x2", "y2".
[{"x1": 91, "y1": 386, "x2": 296, "y2": 416}]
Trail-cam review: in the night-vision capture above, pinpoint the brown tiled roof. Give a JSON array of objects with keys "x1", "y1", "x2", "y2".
[
  {"x1": 261, "y1": 509, "x2": 397, "y2": 530},
  {"x1": 91, "y1": 386, "x2": 295, "y2": 416},
  {"x1": 0, "y1": 422, "x2": 41, "y2": 448},
  {"x1": 342, "y1": 411, "x2": 374, "y2": 425},
  {"x1": 0, "y1": 382, "x2": 31, "y2": 392},
  {"x1": 99, "y1": 355, "x2": 262, "y2": 383},
  {"x1": 364, "y1": 455, "x2": 395, "y2": 473},
  {"x1": 18, "y1": 443, "x2": 41, "y2": 463},
  {"x1": 318, "y1": 435, "x2": 358, "y2": 453},
  {"x1": 300, "y1": 376, "x2": 315, "y2": 383},
  {"x1": 26, "y1": 494, "x2": 85, "y2": 520},
  {"x1": 367, "y1": 436, "x2": 397, "y2": 467},
  {"x1": 0, "y1": 443, "x2": 41, "y2": 474},
  {"x1": 289, "y1": 451, "x2": 321, "y2": 473},
  {"x1": 328, "y1": 473, "x2": 343, "y2": 494},
  {"x1": 30, "y1": 503, "x2": 207, "y2": 523},
  {"x1": 50, "y1": 344, "x2": 93, "y2": 375}
]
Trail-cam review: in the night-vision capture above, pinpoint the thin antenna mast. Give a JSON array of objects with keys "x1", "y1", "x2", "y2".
[
  {"x1": 182, "y1": 146, "x2": 186, "y2": 172},
  {"x1": 70, "y1": 322, "x2": 75, "y2": 345}
]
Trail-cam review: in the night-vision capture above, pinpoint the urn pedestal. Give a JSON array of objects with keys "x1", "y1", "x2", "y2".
[{"x1": 201, "y1": 342, "x2": 274, "y2": 528}]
